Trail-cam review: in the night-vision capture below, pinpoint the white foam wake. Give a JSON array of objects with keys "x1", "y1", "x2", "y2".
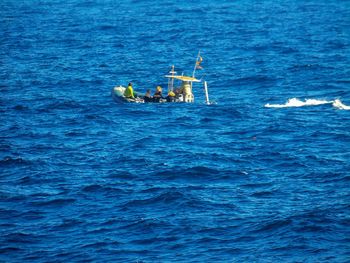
[
  {"x1": 333, "y1": 99, "x2": 350, "y2": 110},
  {"x1": 265, "y1": 98, "x2": 350, "y2": 110},
  {"x1": 265, "y1": 98, "x2": 332, "y2": 108}
]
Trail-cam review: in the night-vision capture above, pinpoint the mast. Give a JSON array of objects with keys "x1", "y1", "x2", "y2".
[
  {"x1": 192, "y1": 51, "x2": 200, "y2": 78},
  {"x1": 191, "y1": 51, "x2": 200, "y2": 92},
  {"x1": 167, "y1": 65, "x2": 176, "y2": 93}
]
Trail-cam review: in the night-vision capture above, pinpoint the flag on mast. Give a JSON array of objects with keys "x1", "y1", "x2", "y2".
[
  {"x1": 192, "y1": 51, "x2": 203, "y2": 78},
  {"x1": 196, "y1": 55, "x2": 203, "y2": 69}
]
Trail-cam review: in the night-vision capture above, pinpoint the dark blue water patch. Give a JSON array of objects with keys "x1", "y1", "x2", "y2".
[
  {"x1": 250, "y1": 190, "x2": 277, "y2": 198},
  {"x1": 28, "y1": 197, "x2": 76, "y2": 208},
  {"x1": 19, "y1": 210, "x2": 47, "y2": 221},
  {"x1": 12, "y1": 104, "x2": 29, "y2": 111},
  {"x1": 0, "y1": 207, "x2": 22, "y2": 220},
  {"x1": 288, "y1": 63, "x2": 336, "y2": 73},
  {"x1": 36, "y1": 99, "x2": 86, "y2": 112},
  {"x1": 124, "y1": 190, "x2": 188, "y2": 208},
  {"x1": 1, "y1": 195, "x2": 29, "y2": 212},
  {"x1": 81, "y1": 184, "x2": 113, "y2": 193},
  {"x1": 150, "y1": 166, "x2": 238, "y2": 181},
  {"x1": 251, "y1": 217, "x2": 293, "y2": 234},
  {"x1": 0, "y1": 156, "x2": 29, "y2": 166},
  {"x1": 2, "y1": 232, "x2": 43, "y2": 245},
  {"x1": 16, "y1": 174, "x2": 56, "y2": 186},
  {"x1": 0, "y1": 246, "x2": 23, "y2": 254},
  {"x1": 52, "y1": 218, "x2": 85, "y2": 231}
]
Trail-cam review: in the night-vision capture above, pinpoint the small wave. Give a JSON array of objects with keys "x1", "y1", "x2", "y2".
[
  {"x1": 80, "y1": 241, "x2": 116, "y2": 249},
  {"x1": 265, "y1": 98, "x2": 350, "y2": 110},
  {"x1": 20, "y1": 210, "x2": 46, "y2": 220},
  {"x1": 0, "y1": 247, "x2": 22, "y2": 253},
  {"x1": 4, "y1": 232, "x2": 41, "y2": 244},
  {"x1": 251, "y1": 191, "x2": 275, "y2": 198},
  {"x1": 332, "y1": 99, "x2": 350, "y2": 110},
  {"x1": 252, "y1": 218, "x2": 292, "y2": 233},
  {"x1": 126, "y1": 191, "x2": 186, "y2": 207},
  {"x1": 37, "y1": 99, "x2": 85, "y2": 112},
  {"x1": 153, "y1": 166, "x2": 227, "y2": 180},
  {"x1": 81, "y1": 184, "x2": 118, "y2": 194},
  {"x1": 265, "y1": 98, "x2": 332, "y2": 108},
  {"x1": 13, "y1": 105, "x2": 29, "y2": 111},
  {"x1": 0, "y1": 156, "x2": 29, "y2": 166},
  {"x1": 30, "y1": 198, "x2": 75, "y2": 207},
  {"x1": 121, "y1": 217, "x2": 171, "y2": 234},
  {"x1": 55, "y1": 218, "x2": 83, "y2": 230}
]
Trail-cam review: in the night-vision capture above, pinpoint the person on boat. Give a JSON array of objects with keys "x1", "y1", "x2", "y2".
[
  {"x1": 144, "y1": 89, "x2": 153, "y2": 102},
  {"x1": 153, "y1": 86, "x2": 163, "y2": 102},
  {"x1": 182, "y1": 81, "x2": 193, "y2": 102},
  {"x1": 174, "y1": 88, "x2": 181, "y2": 97},
  {"x1": 166, "y1": 90, "x2": 176, "y2": 102},
  {"x1": 124, "y1": 82, "x2": 135, "y2": 99},
  {"x1": 174, "y1": 88, "x2": 184, "y2": 102}
]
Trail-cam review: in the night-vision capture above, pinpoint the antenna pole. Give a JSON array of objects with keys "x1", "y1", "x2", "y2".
[
  {"x1": 192, "y1": 51, "x2": 200, "y2": 78},
  {"x1": 204, "y1": 81, "x2": 210, "y2": 105},
  {"x1": 167, "y1": 65, "x2": 176, "y2": 93}
]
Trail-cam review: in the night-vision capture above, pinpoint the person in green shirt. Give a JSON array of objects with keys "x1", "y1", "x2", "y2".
[{"x1": 124, "y1": 82, "x2": 134, "y2": 99}]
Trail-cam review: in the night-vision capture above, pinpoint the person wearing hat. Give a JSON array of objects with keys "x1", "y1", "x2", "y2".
[
  {"x1": 124, "y1": 82, "x2": 135, "y2": 99},
  {"x1": 166, "y1": 90, "x2": 176, "y2": 102},
  {"x1": 143, "y1": 89, "x2": 153, "y2": 102},
  {"x1": 153, "y1": 85, "x2": 163, "y2": 102}
]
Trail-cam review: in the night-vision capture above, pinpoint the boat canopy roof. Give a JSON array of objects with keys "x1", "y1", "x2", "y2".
[{"x1": 165, "y1": 75, "x2": 201, "y2": 82}]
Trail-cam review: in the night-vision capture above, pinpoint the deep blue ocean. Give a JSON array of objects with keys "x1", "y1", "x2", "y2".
[{"x1": 1, "y1": 1, "x2": 350, "y2": 262}]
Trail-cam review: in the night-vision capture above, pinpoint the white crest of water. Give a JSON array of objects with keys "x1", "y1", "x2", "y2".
[
  {"x1": 332, "y1": 99, "x2": 350, "y2": 110},
  {"x1": 265, "y1": 98, "x2": 332, "y2": 108}
]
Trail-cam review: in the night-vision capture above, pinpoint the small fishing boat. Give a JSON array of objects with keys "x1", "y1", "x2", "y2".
[{"x1": 111, "y1": 53, "x2": 210, "y2": 104}]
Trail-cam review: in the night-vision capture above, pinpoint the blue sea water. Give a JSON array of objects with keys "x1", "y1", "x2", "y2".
[{"x1": 1, "y1": 0, "x2": 350, "y2": 262}]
